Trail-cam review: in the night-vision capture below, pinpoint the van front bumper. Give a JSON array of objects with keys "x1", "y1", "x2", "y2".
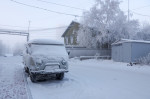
[{"x1": 30, "y1": 69, "x2": 68, "y2": 75}]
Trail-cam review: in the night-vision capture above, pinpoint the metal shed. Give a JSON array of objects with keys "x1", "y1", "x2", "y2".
[{"x1": 111, "y1": 39, "x2": 150, "y2": 63}]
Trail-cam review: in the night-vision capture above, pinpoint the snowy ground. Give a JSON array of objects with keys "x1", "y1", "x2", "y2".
[
  {"x1": 28, "y1": 58, "x2": 150, "y2": 99},
  {"x1": 0, "y1": 56, "x2": 29, "y2": 99},
  {"x1": 1, "y1": 56, "x2": 150, "y2": 99}
]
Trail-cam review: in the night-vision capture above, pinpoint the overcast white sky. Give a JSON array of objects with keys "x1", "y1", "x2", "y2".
[
  {"x1": 0, "y1": 0, "x2": 149, "y2": 28},
  {"x1": 0, "y1": 0, "x2": 150, "y2": 51}
]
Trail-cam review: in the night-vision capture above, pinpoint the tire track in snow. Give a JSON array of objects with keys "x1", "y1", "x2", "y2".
[
  {"x1": 22, "y1": 65, "x2": 33, "y2": 99},
  {"x1": 69, "y1": 64, "x2": 104, "y2": 99},
  {"x1": 67, "y1": 73, "x2": 87, "y2": 99}
]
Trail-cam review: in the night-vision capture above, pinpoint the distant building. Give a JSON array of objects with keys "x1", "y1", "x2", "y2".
[
  {"x1": 111, "y1": 39, "x2": 150, "y2": 63},
  {"x1": 61, "y1": 21, "x2": 80, "y2": 45}
]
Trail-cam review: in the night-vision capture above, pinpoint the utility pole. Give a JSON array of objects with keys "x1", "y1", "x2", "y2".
[
  {"x1": 128, "y1": 0, "x2": 130, "y2": 22},
  {"x1": 27, "y1": 21, "x2": 31, "y2": 41},
  {"x1": 74, "y1": 15, "x2": 77, "y2": 21}
]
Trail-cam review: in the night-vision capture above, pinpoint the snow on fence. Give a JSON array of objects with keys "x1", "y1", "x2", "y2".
[
  {"x1": 66, "y1": 47, "x2": 111, "y2": 58},
  {"x1": 80, "y1": 56, "x2": 111, "y2": 61}
]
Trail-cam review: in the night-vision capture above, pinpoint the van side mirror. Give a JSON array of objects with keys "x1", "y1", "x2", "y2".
[{"x1": 26, "y1": 48, "x2": 28, "y2": 54}]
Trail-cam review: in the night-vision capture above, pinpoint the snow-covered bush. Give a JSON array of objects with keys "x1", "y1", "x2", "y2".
[{"x1": 137, "y1": 53, "x2": 150, "y2": 65}]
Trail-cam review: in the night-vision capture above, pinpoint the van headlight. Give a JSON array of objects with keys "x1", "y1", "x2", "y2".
[
  {"x1": 30, "y1": 57, "x2": 36, "y2": 66},
  {"x1": 62, "y1": 60, "x2": 67, "y2": 65},
  {"x1": 35, "y1": 59, "x2": 43, "y2": 66},
  {"x1": 35, "y1": 61, "x2": 43, "y2": 70},
  {"x1": 36, "y1": 62, "x2": 42, "y2": 66}
]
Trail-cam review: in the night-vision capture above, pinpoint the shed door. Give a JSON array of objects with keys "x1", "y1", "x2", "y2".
[
  {"x1": 113, "y1": 44, "x2": 122, "y2": 62},
  {"x1": 122, "y1": 43, "x2": 131, "y2": 62}
]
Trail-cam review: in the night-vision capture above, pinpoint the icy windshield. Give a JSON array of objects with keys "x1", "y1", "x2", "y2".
[{"x1": 30, "y1": 44, "x2": 68, "y2": 57}]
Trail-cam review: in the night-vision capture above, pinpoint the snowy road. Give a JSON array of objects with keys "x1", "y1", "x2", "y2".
[
  {"x1": 0, "y1": 56, "x2": 29, "y2": 99},
  {"x1": 1, "y1": 56, "x2": 150, "y2": 99},
  {"x1": 28, "y1": 59, "x2": 150, "y2": 99}
]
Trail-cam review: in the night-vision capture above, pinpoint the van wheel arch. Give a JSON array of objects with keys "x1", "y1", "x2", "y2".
[
  {"x1": 30, "y1": 73, "x2": 37, "y2": 82},
  {"x1": 56, "y1": 73, "x2": 64, "y2": 80}
]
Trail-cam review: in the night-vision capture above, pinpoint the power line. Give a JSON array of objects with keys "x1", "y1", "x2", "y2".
[
  {"x1": 10, "y1": 0, "x2": 82, "y2": 17},
  {"x1": 124, "y1": 4, "x2": 150, "y2": 12},
  {"x1": 30, "y1": 26, "x2": 68, "y2": 31},
  {"x1": 132, "y1": 5, "x2": 150, "y2": 11},
  {"x1": 123, "y1": 4, "x2": 150, "y2": 18},
  {"x1": 0, "y1": 25, "x2": 72, "y2": 32},
  {"x1": 0, "y1": 24, "x2": 66, "y2": 30},
  {"x1": 0, "y1": 24, "x2": 28, "y2": 29},
  {"x1": 35, "y1": 0, "x2": 85, "y2": 11},
  {"x1": 131, "y1": 10, "x2": 150, "y2": 18},
  {"x1": 0, "y1": 29, "x2": 28, "y2": 36},
  {"x1": 30, "y1": 24, "x2": 77, "y2": 31},
  {"x1": 0, "y1": 29, "x2": 28, "y2": 33}
]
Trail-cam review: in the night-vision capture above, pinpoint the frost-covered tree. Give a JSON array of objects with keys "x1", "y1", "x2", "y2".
[
  {"x1": 78, "y1": 0, "x2": 139, "y2": 48},
  {"x1": 78, "y1": 26, "x2": 98, "y2": 48},
  {"x1": 134, "y1": 23, "x2": 150, "y2": 41}
]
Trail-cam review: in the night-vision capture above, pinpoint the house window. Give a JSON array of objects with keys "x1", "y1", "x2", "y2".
[
  {"x1": 65, "y1": 37, "x2": 68, "y2": 45},
  {"x1": 72, "y1": 30, "x2": 75, "y2": 34},
  {"x1": 70, "y1": 36, "x2": 73, "y2": 44}
]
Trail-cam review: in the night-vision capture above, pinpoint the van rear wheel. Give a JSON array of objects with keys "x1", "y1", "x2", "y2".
[{"x1": 56, "y1": 73, "x2": 64, "y2": 80}]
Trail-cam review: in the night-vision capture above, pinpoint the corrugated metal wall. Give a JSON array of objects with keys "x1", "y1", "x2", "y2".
[
  {"x1": 112, "y1": 44, "x2": 123, "y2": 62},
  {"x1": 112, "y1": 42, "x2": 132, "y2": 62},
  {"x1": 131, "y1": 43, "x2": 150, "y2": 62},
  {"x1": 112, "y1": 42, "x2": 150, "y2": 63},
  {"x1": 122, "y1": 43, "x2": 131, "y2": 62}
]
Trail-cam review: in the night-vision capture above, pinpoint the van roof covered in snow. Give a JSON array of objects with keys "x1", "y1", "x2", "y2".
[
  {"x1": 112, "y1": 39, "x2": 150, "y2": 46},
  {"x1": 28, "y1": 39, "x2": 64, "y2": 45}
]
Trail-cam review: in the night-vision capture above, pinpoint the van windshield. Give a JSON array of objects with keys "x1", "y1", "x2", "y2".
[{"x1": 30, "y1": 44, "x2": 67, "y2": 57}]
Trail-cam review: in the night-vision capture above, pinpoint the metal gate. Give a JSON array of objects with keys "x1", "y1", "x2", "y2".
[{"x1": 0, "y1": 29, "x2": 29, "y2": 41}]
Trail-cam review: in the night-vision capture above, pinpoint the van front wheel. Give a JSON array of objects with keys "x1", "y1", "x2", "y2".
[
  {"x1": 56, "y1": 73, "x2": 64, "y2": 80},
  {"x1": 30, "y1": 74, "x2": 37, "y2": 82},
  {"x1": 24, "y1": 67, "x2": 29, "y2": 73}
]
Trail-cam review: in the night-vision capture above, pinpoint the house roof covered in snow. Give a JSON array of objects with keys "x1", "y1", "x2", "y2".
[
  {"x1": 112, "y1": 39, "x2": 150, "y2": 46},
  {"x1": 61, "y1": 21, "x2": 80, "y2": 37},
  {"x1": 28, "y1": 39, "x2": 64, "y2": 45}
]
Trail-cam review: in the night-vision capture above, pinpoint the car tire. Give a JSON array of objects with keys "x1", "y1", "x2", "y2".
[
  {"x1": 30, "y1": 74, "x2": 37, "y2": 82},
  {"x1": 24, "y1": 67, "x2": 29, "y2": 73},
  {"x1": 56, "y1": 73, "x2": 64, "y2": 80}
]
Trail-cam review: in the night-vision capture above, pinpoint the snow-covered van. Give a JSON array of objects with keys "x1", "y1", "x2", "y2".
[{"x1": 23, "y1": 39, "x2": 68, "y2": 82}]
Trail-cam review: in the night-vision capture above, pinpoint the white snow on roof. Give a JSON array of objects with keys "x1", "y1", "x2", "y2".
[
  {"x1": 28, "y1": 39, "x2": 64, "y2": 45},
  {"x1": 112, "y1": 39, "x2": 150, "y2": 45}
]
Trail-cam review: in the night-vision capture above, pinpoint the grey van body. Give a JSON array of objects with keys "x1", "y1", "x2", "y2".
[{"x1": 23, "y1": 39, "x2": 69, "y2": 82}]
